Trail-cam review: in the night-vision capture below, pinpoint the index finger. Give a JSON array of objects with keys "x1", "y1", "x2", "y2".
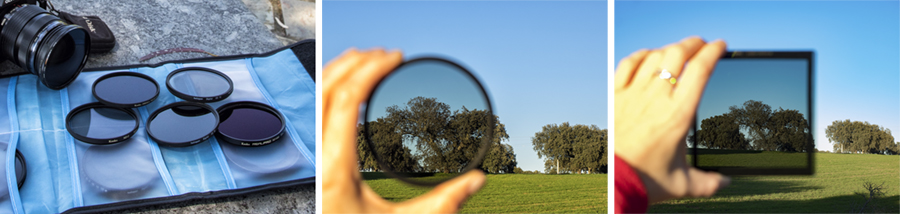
[
  {"x1": 323, "y1": 49, "x2": 403, "y2": 200},
  {"x1": 673, "y1": 40, "x2": 726, "y2": 107}
]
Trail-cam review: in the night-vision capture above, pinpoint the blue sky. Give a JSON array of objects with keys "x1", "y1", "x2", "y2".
[
  {"x1": 325, "y1": 1, "x2": 607, "y2": 172},
  {"x1": 615, "y1": 1, "x2": 900, "y2": 152}
]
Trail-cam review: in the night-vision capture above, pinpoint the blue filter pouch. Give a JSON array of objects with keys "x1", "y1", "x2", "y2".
[{"x1": 0, "y1": 40, "x2": 315, "y2": 213}]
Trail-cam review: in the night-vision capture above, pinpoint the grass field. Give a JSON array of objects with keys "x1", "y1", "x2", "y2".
[
  {"x1": 363, "y1": 173, "x2": 607, "y2": 213},
  {"x1": 689, "y1": 149, "x2": 808, "y2": 168},
  {"x1": 651, "y1": 153, "x2": 899, "y2": 213}
]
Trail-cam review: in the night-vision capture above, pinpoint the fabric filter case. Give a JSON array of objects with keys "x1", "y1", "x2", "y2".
[{"x1": 0, "y1": 41, "x2": 315, "y2": 213}]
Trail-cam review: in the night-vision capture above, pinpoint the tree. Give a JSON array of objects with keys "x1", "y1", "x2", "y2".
[
  {"x1": 532, "y1": 123, "x2": 607, "y2": 174},
  {"x1": 724, "y1": 100, "x2": 811, "y2": 152},
  {"x1": 513, "y1": 167, "x2": 524, "y2": 174},
  {"x1": 695, "y1": 114, "x2": 749, "y2": 150},
  {"x1": 825, "y1": 120, "x2": 896, "y2": 155},
  {"x1": 358, "y1": 96, "x2": 515, "y2": 173},
  {"x1": 729, "y1": 100, "x2": 775, "y2": 150},
  {"x1": 358, "y1": 120, "x2": 419, "y2": 172},
  {"x1": 768, "y1": 109, "x2": 809, "y2": 152}
]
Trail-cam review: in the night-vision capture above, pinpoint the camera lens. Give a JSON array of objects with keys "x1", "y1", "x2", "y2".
[
  {"x1": 147, "y1": 102, "x2": 218, "y2": 147},
  {"x1": 166, "y1": 67, "x2": 233, "y2": 102},
  {"x1": 93, "y1": 72, "x2": 159, "y2": 108},
  {"x1": 0, "y1": 5, "x2": 90, "y2": 89},
  {"x1": 66, "y1": 102, "x2": 139, "y2": 145},
  {"x1": 216, "y1": 101, "x2": 285, "y2": 147}
]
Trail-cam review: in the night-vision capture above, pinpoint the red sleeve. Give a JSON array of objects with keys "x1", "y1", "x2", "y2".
[{"x1": 615, "y1": 156, "x2": 648, "y2": 213}]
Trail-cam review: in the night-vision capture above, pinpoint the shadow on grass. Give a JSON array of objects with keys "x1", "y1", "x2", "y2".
[
  {"x1": 649, "y1": 195, "x2": 899, "y2": 213},
  {"x1": 711, "y1": 178, "x2": 824, "y2": 197}
]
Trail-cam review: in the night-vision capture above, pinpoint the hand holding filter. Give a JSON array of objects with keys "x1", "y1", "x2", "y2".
[{"x1": 363, "y1": 57, "x2": 494, "y2": 186}]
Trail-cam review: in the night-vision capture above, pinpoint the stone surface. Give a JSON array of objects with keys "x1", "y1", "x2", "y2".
[{"x1": 0, "y1": 0, "x2": 315, "y2": 213}]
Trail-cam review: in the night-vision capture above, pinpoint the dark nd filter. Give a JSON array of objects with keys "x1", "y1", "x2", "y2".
[
  {"x1": 81, "y1": 142, "x2": 157, "y2": 198},
  {"x1": 215, "y1": 101, "x2": 285, "y2": 147},
  {"x1": 147, "y1": 102, "x2": 218, "y2": 147},
  {"x1": 66, "y1": 103, "x2": 139, "y2": 145},
  {"x1": 166, "y1": 67, "x2": 233, "y2": 102},
  {"x1": 93, "y1": 72, "x2": 159, "y2": 108},
  {"x1": 0, "y1": 149, "x2": 27, "y2": 198}
]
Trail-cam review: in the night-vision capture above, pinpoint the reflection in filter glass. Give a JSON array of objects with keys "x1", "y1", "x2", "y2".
[
  {"x1": 694, "y1": 58, "x2": 809, "y2": 169},
  {"x1": 94, "y1": 75, "x2": 157, "y2": 104},
  {"x1": 68, "y1": 107, "x2": 136, "y2": 139},
  {"x1": 148, "y1": 106, "x2": 217, "y2": 143},
  {"x1": 168, "y1": 70, "x2": 231, "y2": 97},
  {"x1": 364, "y1": 59, "x2": 492, "y2": 184}
]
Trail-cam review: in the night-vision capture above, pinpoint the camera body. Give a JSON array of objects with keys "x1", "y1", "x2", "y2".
[{"x1": 0, "y1": 0, "x2": 89, "y2": 89}]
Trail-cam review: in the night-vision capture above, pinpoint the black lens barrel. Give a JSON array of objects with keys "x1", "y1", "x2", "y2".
[{"x1": 0, "y1": 4, "x2": 89, "y2": 89}]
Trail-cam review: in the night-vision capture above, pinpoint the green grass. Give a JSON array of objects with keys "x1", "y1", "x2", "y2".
[
  {"x1": 688, "y1": 149, "x2": 807, "y2": 167},
  {"x1": 651, "y1": 153, "x2": 900, "y2": 213},
  {"x1": 364, "y1": 173, "x2": 607, "y2": 213}
]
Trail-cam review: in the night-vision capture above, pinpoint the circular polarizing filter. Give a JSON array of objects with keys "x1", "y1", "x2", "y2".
[
  {"x1": 66, "y1": 102, "x2": 139, "y2": 145},
  {"x1": 363, "y1": 57, "x2": 494, "y2": 187},
  {"x1": 0, "y1": 150, "x2": 27, "y2": 198},
  {"x1": 220, "y1": 140, "x2": 301, "y2": 174},
  {"x1": 146, "y1": 102, "x2": 218, "y2": 147},
  {"x1": 81, "y1": 142, "x2": 157, "y2": 198},
  {"x1": 215, "y1": 101, "x2": 286, "y2": 147},
  {"x1": 166, "y1": 67, "x2": 233, "y2": 102},
  {"x1": 92, "y1": 72, "x2": 159, "y2": 108}
]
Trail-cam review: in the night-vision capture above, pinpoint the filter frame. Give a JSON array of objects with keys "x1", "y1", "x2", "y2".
[
  {"x1": 165, "y1": 67, "x2": 234, "y2": 103},
  {"x1": 92, "y1": 72, "x2": 160, "y2": 108},
  {"x1": 65, "y1": 102, "x2": 139, "y2": 145},
  {"x1": 362, "y1": 57, "x2": 495, "y2": 187},
  {"x1": 14, "y1": 149, "x2": 25, "y2": 189},
  {"x1": 80, "y1": 143, "x2": 157, "y2": 198},
  {"x1": 146, "y1": 101, "x2": 219, "y2": 147},
  {"x1": 215, "y1": 101, "x2": 286, "y2": 147}
]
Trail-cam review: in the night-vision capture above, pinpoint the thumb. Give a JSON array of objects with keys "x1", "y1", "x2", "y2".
[
  {"x1": 398, "y1": 170, "x2": 487, "y2": 213},
  {"x1": 686, "y1": 167, "x2": 730, "y2": 198}
]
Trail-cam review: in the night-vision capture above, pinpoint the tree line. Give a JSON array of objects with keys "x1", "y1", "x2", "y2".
[
  {"x1": 531, "y1": 123, "x2": 608, "y2": 174},
  {"x1": 826, "y1": 120, "x2": 898, "y2": 155},
  {"x1": 691, "y1": 100, "x2": 811, "y2": 152},
  {"x1": 357, "y1": 97, "x2": 516, "y2": 174},
  {"x1": 357, "y1": 97, "x2": 610, "y2": 175}
]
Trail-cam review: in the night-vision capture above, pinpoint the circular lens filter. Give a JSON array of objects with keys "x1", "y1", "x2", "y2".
[
  {"x1": 81, "y1": 142, "x2": 157, "y2": 198},
  {"x1": 215, "y1": 101, "x2": 285, "y2": 147},
  {"x1": 0, "y1": 149, "x2": 27, "y2": 197},
  {"x1": 166, "y1": 67, "x2": 233, "y2": 102},
  {"x1": 93, "y1": 72, "x2": 159, "y2": 108},
  {"x1": 363, "y1": 57, "x2": 494, "y2": 187},
  {"x1": 220, "y1": 141, "x2": 301, "y2": 174},
  {"x1": 66, "y1": 102, "x2": 139, "y2": 145},
  {"x1": 147, "y1": 101, "x2": 219, "y2": 147}
]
